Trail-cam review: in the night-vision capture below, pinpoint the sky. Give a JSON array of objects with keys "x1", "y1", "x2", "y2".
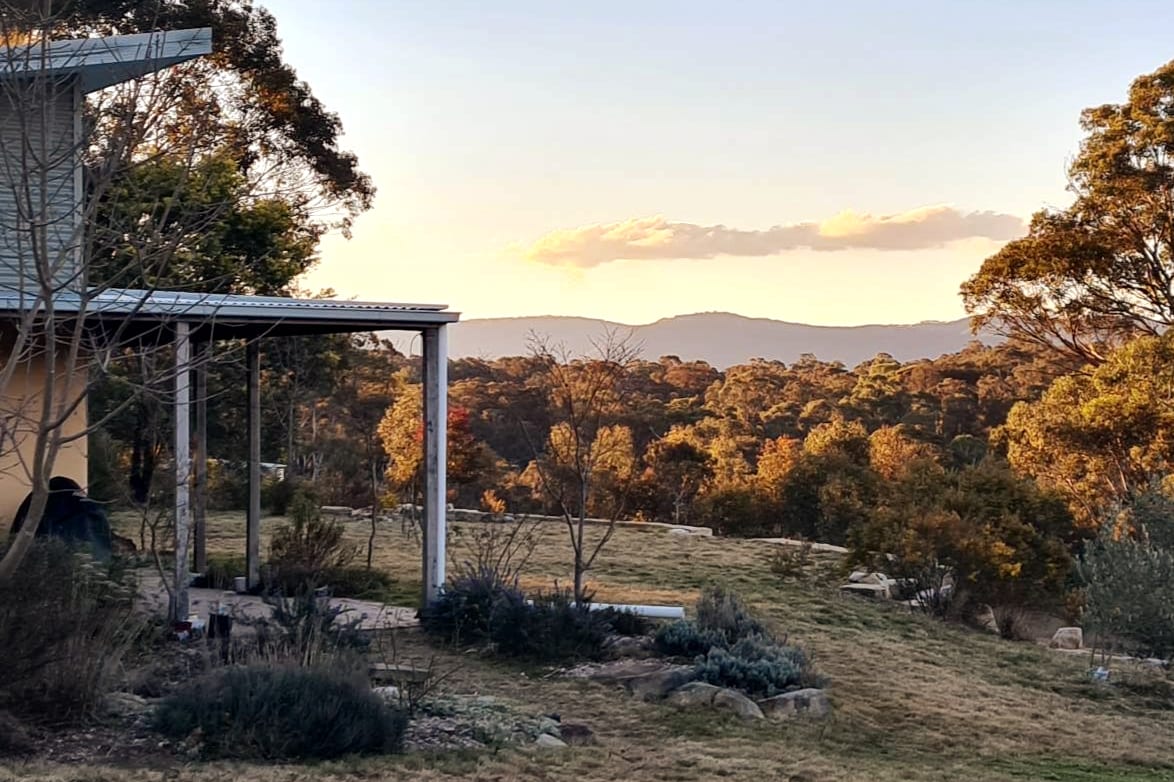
[{"x1": 259, "y1": 0, "x2": 1174, "y2": 326}]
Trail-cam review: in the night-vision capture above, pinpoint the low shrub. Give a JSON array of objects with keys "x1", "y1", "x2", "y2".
[
  {"x1": 489, "y1": 587, "x2": 613, "y2": 662},
  {"x1": 200, "y1": 554, "x2": 247, "y2": 590},
  {"x1": 0, "y1": 540, "x2": 140, "y2": 724},
  {"x1": 695, "y1": 635, "x2": 813, "y2": 697},
  {"x1": 252, "y1": 586, "x2": 369, "y2": 667},
  {"x1": 153, "y1": 664, "x2": 406, "y2": 760},
  {"x1": 654, "y1": 619, "x2": 726, "y2": 658},
  {"x1": 597, "y1": 607, "x2": 653, "y2": 637},
  {"x1": 695, "y1": 584, "x2": 768, "y2": 644},
  {"x1": 268, "y1": 490, "x2": 356, "y2": 586},
  {"x1": 420, "y1": 567, "x2": 523, "y2": 646}
]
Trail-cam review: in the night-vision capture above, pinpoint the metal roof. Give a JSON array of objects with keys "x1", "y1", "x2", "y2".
[
  {"x1": 1, "y1": 28, "x2": 212, "y2": 93},
  {"x1": 0, "y1": 288, "x2": 459, "y2": 340}
]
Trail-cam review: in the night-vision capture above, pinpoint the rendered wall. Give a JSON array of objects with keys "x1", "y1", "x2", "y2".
[{"x1": 0, "y1": 328, "x2": 87, "y2": 526}]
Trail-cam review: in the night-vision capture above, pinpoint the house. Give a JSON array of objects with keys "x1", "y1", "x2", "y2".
[{"x1": 0, "y1": 28, "x2": 454, "y2": 618}]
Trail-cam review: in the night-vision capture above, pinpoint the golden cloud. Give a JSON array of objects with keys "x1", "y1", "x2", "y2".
[{"x1": 521, "y1": 206, "x2": 1025, "y2": 267}]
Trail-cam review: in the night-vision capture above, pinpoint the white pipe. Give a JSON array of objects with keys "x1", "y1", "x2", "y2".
[
  {"x1": 523, "y1": 600, "x2": 685, "y2": 619},
  {"x1": 592, "y1": 603, "x2": 684, "y2": 619}
]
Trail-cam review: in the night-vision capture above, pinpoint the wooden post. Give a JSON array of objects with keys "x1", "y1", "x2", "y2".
[
  {"x1": 246, "y1": 340, "x2": 261, "y2": 589},
  {"x1": 173, "y1": 321, "x2": 191, "y2": 622},
  {"x1": 193, "y1": 340, "x2": 208, "y2": 574},
  {"x1": 421, "y1": 325, "x2": 448, "y2": 605}
]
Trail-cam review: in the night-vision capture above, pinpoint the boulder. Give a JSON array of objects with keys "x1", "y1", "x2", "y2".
[
  {"x1": 1050, "y1": 627, "x2": 1083, "y2": 650},
  {"x1": 839, "y1": 582, "x2": 891, "y2": 600},
  {"x1": 603, "y1": 634, "x2": 655, "y2": 660},
  {"x1": 757, "y1": 688, "x2": 831, "y2": 721},
  {"x1": 666, "y1": 682, "x2": 764, "y2": 720},
  {"x1": 583, "y1": 659, "x2": 697, "y2": 700},
  {"x1": 534, "y1": 733, "x2": 568, "y2": 750},
  {"x1": 625, "y1": 666, "x2": 698, "y2": 701}
]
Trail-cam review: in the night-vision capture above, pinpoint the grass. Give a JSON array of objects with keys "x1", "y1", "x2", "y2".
[{"x1": 12, "y1": 510, "x2": 1171, "y2": 781}]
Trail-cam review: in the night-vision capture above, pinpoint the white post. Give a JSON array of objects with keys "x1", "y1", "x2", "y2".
[
  {"x1": 246, "y1": 341, "x2": 261, "y2": 589},
  {"x1": 173, "y1": 321, "x2": 191, "y2": 622},
  {"x1": 422, "y1": 325, "x2": 448, "y2": 605}
]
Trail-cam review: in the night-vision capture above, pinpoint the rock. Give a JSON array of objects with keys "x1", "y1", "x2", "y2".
[
  {"x1": 558, "y1": 722, "x2": 595, "y2": 745},
  {"x1": 839, "y1": 582, "x2": 891, "y2": 600},
  {"x1": 625, "y1": 665, "x2": 697, "y2": 701},
  {"x1": 534, "y1": 733, "x2": 568, "y2": 749},
  {"x1": 372, "y1": 685, "x2": 401, "y2": 702},
  {"x1": 1050, "y1": 627, "x2": 1083, "y2": 650},
  {"x1": 99, "y1": 691, "x2": 152, "y2": 719},
  {"x1": 603, "y1": 634, "x2": 655, "y2": 660},
  {"x1": 668, "y1": 527, "x2": 691, "y2": 536},
  {"x1": 666, "y1": 682, "x2": 764, "y2": 720},
  {"x1": 757, "y1": 688, "x2": 831, "y2": 721}
]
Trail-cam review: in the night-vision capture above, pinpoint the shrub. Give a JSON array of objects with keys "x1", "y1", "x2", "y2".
[
  {"x1": 489, "y1": 587, "x2": 613, "y2": 662},
  {"x1": 654, "y1": 619, "x2": 726, "y2": 658},
  {"x1": 420, "y1": 567, "x2": 522, "y2": 646},
  {"x1": 0, "y1": 540, "x2": 140, "y2": 724},
  {"x1": 262, "y1": 477, "x2": 303, "y2": 516},
  {"x1": 153, "y1": 664, "x2": 406, "y2": 760},
  {"x1": 695, "y1": 584, "x2": 768, "y2": 644},
  {"x1": 695, "y1": 635, "x2": 812, "y2": 697},
  {"x1": 249, "y1": 585, "x2": 370, "y2": 667},
  {"x1": 597, "y1": 607, "x2": 653, "y2": 637},
  {"x1": 268, "y1": 489, "x2": 356, "y2": 587},
  {"x1": 200, "y1": 554, "x2": 247, "y2": 590},
  {"x1": 1081, "y1": 532, "x2": 1174, "y2": 659}
]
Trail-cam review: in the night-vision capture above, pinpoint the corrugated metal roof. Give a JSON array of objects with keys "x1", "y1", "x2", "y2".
[{"x1": 0, "y1": 287, "x2": 460, "y2": 335}]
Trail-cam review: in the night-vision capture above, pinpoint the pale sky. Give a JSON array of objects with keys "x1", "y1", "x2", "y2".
[{"x1": 260, "y1": 0, "x2": 1174, "y2": 326}]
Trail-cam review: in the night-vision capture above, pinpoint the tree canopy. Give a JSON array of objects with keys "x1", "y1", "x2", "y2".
[{"x1": 963, "y1": 60, "x2": 1174, "y2": 365}]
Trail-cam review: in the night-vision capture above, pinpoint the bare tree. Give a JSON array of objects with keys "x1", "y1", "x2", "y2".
[
  {"x1": 520, "y1": 330, "x2": 642, "y2": 604},
  {"x1": 0, "y1": 9, "x2": 249, "y2": 617}
]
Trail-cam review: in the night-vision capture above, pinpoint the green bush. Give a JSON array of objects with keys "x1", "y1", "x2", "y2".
[
  {"x1": 654, "y1": 619, "x2": 726, "y2": 658},
  {"x1": 597, "y1": 607, "x2": 653, "y2": 637},
  {"x1": 154, "y1": 664, "x2": 406, "y2": 760},
  {"x1": 0, "y1": 540, "x2": 139, "y2": 724},
  {"x1": 268, "y1": 490, "x2": 356, "y2": 587},
  {"x1": 489, "y1": 587, "x2": 613, "y2": 662},
  {"x1": 201, "y1": 554, "x2": 247, "y2": 590},
  {"x1": 1081, "y1": 516, "x2": 1174, "y2": 659},
  {"x1": 695, "y1": 584, "x2": 768, "y2": 644},
  {"x1": 420, "y1": 567, "x2": 523, "y2": 647},
  {"x1": 695, "y1": 635, "x2": 812, "y2": 697}
]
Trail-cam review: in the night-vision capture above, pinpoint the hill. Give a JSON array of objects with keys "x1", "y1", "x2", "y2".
[{"x1": 435, "y1": 312, "x2": 997, "y2": 368}]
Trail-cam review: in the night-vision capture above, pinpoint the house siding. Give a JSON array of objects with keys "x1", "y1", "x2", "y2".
[{"x1": 0, "y1": 79, "x2": 80, "y2": 296}]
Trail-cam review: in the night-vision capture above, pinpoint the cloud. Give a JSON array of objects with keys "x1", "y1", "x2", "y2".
[{"x1": 521, "y1": 206, "x2": 1025, "y2": 268}]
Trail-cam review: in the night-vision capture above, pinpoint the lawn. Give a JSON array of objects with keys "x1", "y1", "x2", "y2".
[{"x1": 8, "y1": 511, "x2": 1174, "y2": 782}]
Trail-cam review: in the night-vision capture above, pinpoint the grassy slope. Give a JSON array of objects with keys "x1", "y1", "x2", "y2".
[{"x1": 12, "y1": 513, "x2": 1173, "y2": 782}]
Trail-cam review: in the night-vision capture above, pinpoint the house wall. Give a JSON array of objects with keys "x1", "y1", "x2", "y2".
[
  {"x1": 0, "y1": 77, "x2": 80, "y2": 296},
  {"x1": 0, "y1": 326, "x2": 88, "y2": 527}
]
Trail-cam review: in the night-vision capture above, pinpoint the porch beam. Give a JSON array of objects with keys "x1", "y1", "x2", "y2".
[
  {"x1": 421, "y1": 325, "x2": 448, "y2": 605},
  {"x1": 173, "y1": 321, "x2": 192, "y2": 622},
  {"x1": 246, "y1": 340, "x2": 261, "y2": 589}
]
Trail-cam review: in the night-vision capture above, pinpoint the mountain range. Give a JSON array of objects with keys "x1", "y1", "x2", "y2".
[{"x1": 415, "y1": 312, "x2": 999, "y2": 369}]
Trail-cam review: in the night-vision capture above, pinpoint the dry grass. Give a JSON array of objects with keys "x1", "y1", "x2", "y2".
[{"x1": 7, "y1": 512, "x2": 1172, "y2": 781}]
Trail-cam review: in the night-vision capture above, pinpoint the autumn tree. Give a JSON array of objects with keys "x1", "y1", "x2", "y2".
[
  {"x1": 962, "y1": 59, "x2": 1174, "y2": 365},
  {"x1": 1000, "y1": 332, "x2": 1174, "y2": 526}
]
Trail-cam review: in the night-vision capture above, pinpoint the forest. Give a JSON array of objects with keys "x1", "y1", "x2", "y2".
[{"x1": 74, "y1": 53, "x2": 1174, "y2": 653}]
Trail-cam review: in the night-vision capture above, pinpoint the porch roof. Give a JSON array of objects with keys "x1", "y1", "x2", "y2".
[
  {"x1": 1, "y1": 29, "x2": 213, "y2": 93},
  {"x1": 0, "y1": 287, "x2": 460, "y2": 339}
]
